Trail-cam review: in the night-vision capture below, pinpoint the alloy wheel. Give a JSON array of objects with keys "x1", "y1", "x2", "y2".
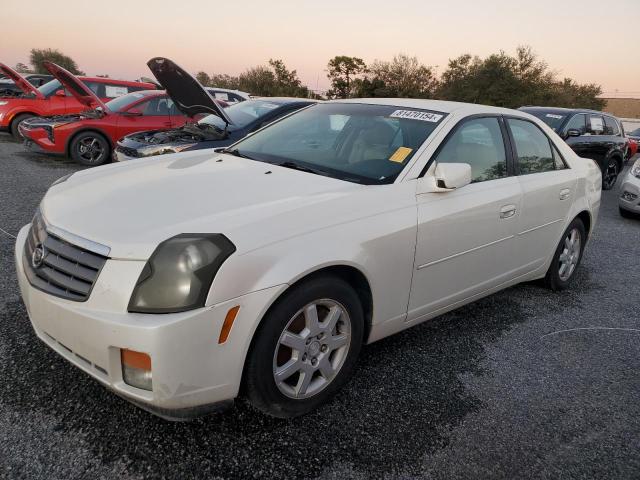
[
  {"x1": 272, "y1": 299, "x2": 351, "y2": 399},
  {"x1": 603, "y1": 161, "x2": 618, "y2": 190},
  {"x1": 78, "y1": 137, "x2": 105, "y2": 163},
  {"x1": 558, "y1": 227, "x2": 581, "y2": 281}
]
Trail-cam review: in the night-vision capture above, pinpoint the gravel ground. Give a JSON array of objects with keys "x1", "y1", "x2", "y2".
[{"x1": 0, "y1": 135, "x2": 638, "y2": 479}]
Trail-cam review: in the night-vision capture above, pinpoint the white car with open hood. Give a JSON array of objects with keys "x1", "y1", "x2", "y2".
[{"x1": 15, "y1": 98, "x2": 601, "y2": 419}]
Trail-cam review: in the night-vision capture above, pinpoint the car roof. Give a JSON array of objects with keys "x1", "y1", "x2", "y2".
[
  {"x1": 330, "y1": 98, "x2": 523, "y2": 115},
  {"x1": 249, "y1": 97, "x2": 318, "y2": 105},
  {"x1": 76, "y1": 76, "x2": 156, "y2": 88},
  {"x1": 208, "y1": 87, "x2": 251, "y2": 96},
  {"x1": 519, "y1": 106, "x2": 607, "y2": 116}
]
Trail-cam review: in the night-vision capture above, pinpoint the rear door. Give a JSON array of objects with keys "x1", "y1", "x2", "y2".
[
  {"x1": 167, "y1": 98, "x2": 188, "y2": 128},
  {"x1": 506, "y1": 117, "x2": 577, "y2": 270},
  {"x1": 115, "y1": 96, "x2": 173, "y2": 138}
]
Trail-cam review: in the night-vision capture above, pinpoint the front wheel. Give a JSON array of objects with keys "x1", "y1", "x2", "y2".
[
  {"x1": 544, "y1": 219, "x2": 586, "y2": 291},
  {"x1": 244, "y1": 275, "x2": 364, "y2": 418},
  {"x1": 602, "y1": 158, "x2": 619, "y2": 190},
  {"x1": 10, "y1": 113, "x2": 35, "y2": 140},
  {"x1": 70, "y1": 131, "x2": 111, "y2": 166}
]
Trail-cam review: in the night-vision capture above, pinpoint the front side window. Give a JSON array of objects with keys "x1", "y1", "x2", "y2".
[
  {"x1": 563, "y1": 114, "x2": 587, "y2": 136},
  {"x1": 508, "y1": 118, "x2": 555, "y2": 174},
  {"x1": 104, "y1": 84, "x2": 130, "y2": 98},
  {"x1": 228, "y1": 103, "x2": 446, "y2": 184},
  {"x1": 603, "y1": 116, "x2": 620, "y2": 136},
  {"x1": 105, "y1": 92, "x2": 147, "y2": 112},
  {"x1": 434, "y1": 117, "x2": 507, "y2": 183}
]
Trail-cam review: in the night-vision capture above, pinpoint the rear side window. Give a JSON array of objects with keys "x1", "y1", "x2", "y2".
[
  {"x1": 104, "y1": 84, "x2": 129, "y2": 98},
  {"x1": 563, "y1": 114, "x2": 587, "y2": 135},
  {"x1": 507, "y1": 118, "x2": 555, "y2": 174},
  {"x1": 603, "y1": 116, "x2": 620, "y2": 135},
  {"x1": 588, "y1": 115, "x2": 605, "y2": 135},
  {"x1": 136, "y1": 97, "x2": 172, "y2": 116},
  {"x1": 435, "y1": 117, "x2": 507, "y2": 183}
]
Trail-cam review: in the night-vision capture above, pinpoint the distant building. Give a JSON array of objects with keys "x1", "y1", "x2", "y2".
[{"x1": 600, "y1": 97, "x2": 640, "y2": 119}]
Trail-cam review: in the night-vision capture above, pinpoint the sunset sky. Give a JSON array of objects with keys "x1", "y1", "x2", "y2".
[{"x1": 4, "y1": 0, "x2": 638, "y2": 96}]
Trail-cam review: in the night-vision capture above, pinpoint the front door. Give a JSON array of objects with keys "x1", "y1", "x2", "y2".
[
  {"x1": 116, "y1": 97, "x2": 173, "y2": 139},
  {"x1": 408, "y1": 116, "x2": 523, "y2": 321}
]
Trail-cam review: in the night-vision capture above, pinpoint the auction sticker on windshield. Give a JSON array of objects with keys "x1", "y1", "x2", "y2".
[{"x1": 390, "y1": 110, "x2": 443, "y2": 122}]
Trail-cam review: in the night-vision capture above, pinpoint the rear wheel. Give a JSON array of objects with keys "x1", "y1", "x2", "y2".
[
  {"x1": 602, "y1": 158, "x2": 620, "y2": 190},
  {"x1": 245, "y1": 275, "x2": 364, "y2": 418},
  {"x1": 544, "y1": 218, "x2": 586, "y2": 291},
  {"x1": 70, "y1": 131, "x2": 110, "y2": 166},
  {"x1": 10, "y1": 113, "x2": 35, "y2": 140}
]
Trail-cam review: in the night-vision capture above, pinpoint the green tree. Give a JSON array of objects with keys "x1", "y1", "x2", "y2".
[
  {"x1": 195, "y1": 71, "x2": 211, "y2": 86},
  {"x1": 14, "y1": 62, "x2": 31, "y2": 73},
  {"x1": 29, "y1": 48, "x2": 84, "y2": 75},
  {"x1": 361, "y1": 54, "x2": 438, "y2": 98},
  {"x1": 436, "y1": 46, "x2": 604, "y2": 109},
  {"x1": 326, "y1": 56, "x2": 366, "y2": 98}
]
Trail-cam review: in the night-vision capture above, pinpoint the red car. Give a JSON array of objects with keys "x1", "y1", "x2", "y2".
[
  {"x1": 0, "y1": 62, "x2": 155, "y2": 138},
  {"x1": 19, "y1": 62, "x2": 192, "y2": 165},
  {"x1": 627, "y1": 138, "x2": 638, "y2": 160}
]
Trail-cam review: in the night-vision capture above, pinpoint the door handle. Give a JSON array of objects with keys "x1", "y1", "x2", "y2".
[
  {"x1": 559, "y1": 188, "x2": 571, "y2": 200},
  {"x1": 500, "y1": 205, "x2": 517, "y2": 219}
]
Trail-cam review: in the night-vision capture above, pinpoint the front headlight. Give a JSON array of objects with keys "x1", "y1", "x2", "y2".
[
  {"x1": 632, "y1": 160, "x2": 640, "y2": 179},
  {"x1": 128, "y1": 234, "x2": 236, "y2": 313}
]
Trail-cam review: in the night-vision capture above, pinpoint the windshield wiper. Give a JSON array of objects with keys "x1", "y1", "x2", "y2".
[
  {"x1": 225, "y1": 148, "x2": 256, "y2": 160},
  {"x1": 276, "y1": 161, "x2": 330, "y2": 177}
]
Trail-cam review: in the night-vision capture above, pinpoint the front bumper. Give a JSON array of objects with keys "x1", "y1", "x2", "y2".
[
  {"x1": 619, "y1": 171, "x2": 640, "y2": 213},
  {"x1": 15, "y1": 224, "x2": 285, "y2": 419},
  {"x1": 19, "y1": 124, "x2": 66, "y2": 154}
]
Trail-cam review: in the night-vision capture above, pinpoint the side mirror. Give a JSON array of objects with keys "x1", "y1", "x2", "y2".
[
  {"x1": 417, "y1": 163, "x2": 472, "y2": 193},
  {"x1": 124, "y1": 108, "x2": 143, "y2": 116},
  {"x1": 55, "y1": 89, "x2": 65, "y2": 97},
  {"x1": 565, "y1": 129, "x2": 581, "y2": 138}
]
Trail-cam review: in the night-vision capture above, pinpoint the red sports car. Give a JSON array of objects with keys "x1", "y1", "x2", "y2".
[
  {"x1": 19, "y1": 62, "x2": 191, "y2": 165},
  {"x1": 0, "y1": 62, "x2": 155, "y2": 138}
]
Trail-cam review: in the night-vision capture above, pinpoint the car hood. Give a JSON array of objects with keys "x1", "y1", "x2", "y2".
[
  {"x1": 43, "y1": 62, "x2": 108, "y2": 111},
  {"x1": 147, "y1": 57, "x2": 232, "y2": 124},
  {"x1": 41, "y1": 150, "x2": 362, "y2": 259},
  {"x1": 0, "y1": 63, "x2": 44, "y2": 98}
]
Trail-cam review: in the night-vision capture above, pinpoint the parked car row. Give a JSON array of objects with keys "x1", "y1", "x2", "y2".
[{"x1": 1, "y1": 59, "x2": 316, "y2": 166}]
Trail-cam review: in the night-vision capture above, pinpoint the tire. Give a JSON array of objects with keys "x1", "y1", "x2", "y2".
[
  {"x1": 10, "y1": 113, "x2": 35, "y2": 140},
  {"x1": 245, "y1": 275, "x2": 364, "y2": 418},
  {"x1": 544, "y1": 218, "x2": 586, "y2": 291},
  {"x1": 602, "y1": 158, "x2": 620, "y2": 190},
  {"x1": 69, "y1": 131, "x2": 111, "y2": 166}
]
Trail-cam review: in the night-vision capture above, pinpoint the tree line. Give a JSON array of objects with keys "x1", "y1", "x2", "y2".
[{"x1": 11, "y1": 46, "x2": 605, "y2": 110}]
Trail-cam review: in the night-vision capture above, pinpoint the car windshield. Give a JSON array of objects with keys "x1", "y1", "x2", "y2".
[
  {"x1": 37, "y1": 79, "x2": 62, "y2": 97},
  {"x1": 227, "y1": 103, "x2": 446, "y2": 184},
  {"x1": 523, "y1": 110, "x2": 566, "y2": 131},
  {"x1": 199, "y1": 99, "x2": 282, "y2": 130},
  {"x1": 105, "y1": 92, "x2": 149, "y2": 112}
]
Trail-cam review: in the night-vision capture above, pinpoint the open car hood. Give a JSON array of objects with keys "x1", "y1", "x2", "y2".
[
  {"x1": 0, "y1": 63, "x2": 44, "y2": 98},
  {"x1": 43, "y1": 62, "x2": 108, "y2": 111},
  {"x1": 147, "y1": 57, "x2": 233, "y2": 124}
]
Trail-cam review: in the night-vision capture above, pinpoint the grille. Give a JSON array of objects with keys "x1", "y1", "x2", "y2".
[
  {"x1": 23, "y1": 212, "x2": 108, "y2": 302},
  {"x1": 116, "y1": 146, "x2": 139, "y2": 158}
]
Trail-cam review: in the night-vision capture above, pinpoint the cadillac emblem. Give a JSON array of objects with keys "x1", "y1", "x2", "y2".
[{"x1": 31, "y1": 244, "x2": 45, "y2": 269}]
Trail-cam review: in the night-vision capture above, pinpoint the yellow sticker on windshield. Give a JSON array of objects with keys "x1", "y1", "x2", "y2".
[{"x1": 389, "y1": 147, "x2": 413, "y2": 163}]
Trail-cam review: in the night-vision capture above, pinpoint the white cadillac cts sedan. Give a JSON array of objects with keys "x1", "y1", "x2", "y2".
[{"x1": 15, "y1": 99, "x2": 602, "y2": 419}]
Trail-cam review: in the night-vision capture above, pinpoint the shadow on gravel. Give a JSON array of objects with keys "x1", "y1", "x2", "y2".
[{"x1": 0, "y1": 289, "x2": 532, "y2": 479}]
